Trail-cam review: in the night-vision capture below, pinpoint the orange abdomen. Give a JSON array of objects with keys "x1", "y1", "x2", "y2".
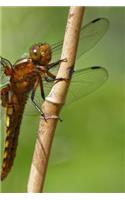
[{"x1": 1, "y1": 94, "x2": 27, "y2": 181}]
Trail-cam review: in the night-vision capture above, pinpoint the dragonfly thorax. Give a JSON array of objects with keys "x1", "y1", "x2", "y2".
[{"x1": 29, "y1": 43, "x2": 52, "y2": 66}]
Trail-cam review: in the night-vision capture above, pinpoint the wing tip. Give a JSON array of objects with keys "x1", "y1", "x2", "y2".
[
  {"x1": 91, "y1": 18, "x2": 109, "y2": 30},
  {"x1": 92, "y1": 17, "x2": 109, "y2": 24},
  {"x1": 92, "y1": 18, "x2": 101, "y2": 23},
  {"x1": 91, "y1": 66, "x2": 109, "y2": 80}
]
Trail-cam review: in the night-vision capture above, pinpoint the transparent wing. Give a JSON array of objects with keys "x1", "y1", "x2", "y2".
[
  {"x1": 24, "y1": 66, "x2": 108, "y2": 116},
  {"x1": 50, "y1": 18, "x2": 109, "y2": 70},
  {"x1": 24, "y1": 80, "x2": 53, "y2": 116},
  {"x1": 66, "y1": 66, "x2": 108, "y2": 105}
]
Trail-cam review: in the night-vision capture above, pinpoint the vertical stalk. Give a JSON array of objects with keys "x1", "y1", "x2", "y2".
[{"x1": 27, "y1": 6, "x2": 85, "y2": 193}]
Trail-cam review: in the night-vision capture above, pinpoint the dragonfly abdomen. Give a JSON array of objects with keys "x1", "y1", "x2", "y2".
[{"x1": 1, "y1": 94, "x2": 28, "y2": 181}]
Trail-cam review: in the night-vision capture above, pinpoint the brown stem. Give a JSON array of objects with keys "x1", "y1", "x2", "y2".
[{"x1": 27, "y1": 6, "x2": 85, "y2": 193}]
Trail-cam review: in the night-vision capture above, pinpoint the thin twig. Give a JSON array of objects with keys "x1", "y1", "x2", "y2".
[{"x1": 27, "y1": 6, "x2": 85, "y2": 193}]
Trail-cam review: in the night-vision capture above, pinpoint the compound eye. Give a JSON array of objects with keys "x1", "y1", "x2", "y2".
[{"x1": 29, "y1": 45, "x2": 41, "y2": 62}]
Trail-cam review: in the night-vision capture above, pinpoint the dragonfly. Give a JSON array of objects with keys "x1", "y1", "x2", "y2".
[{"x1": 0, "y1": 17, "x2": 109, "y2": 181}]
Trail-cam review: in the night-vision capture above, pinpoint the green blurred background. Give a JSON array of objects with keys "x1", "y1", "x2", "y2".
[{"x1": 0, "y1": 7, "x2": 124, "y2": 193}]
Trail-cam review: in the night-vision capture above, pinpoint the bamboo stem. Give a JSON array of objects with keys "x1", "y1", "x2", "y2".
[{"x1": 27, "y1": 6, "x2": 85, "y2": 193}]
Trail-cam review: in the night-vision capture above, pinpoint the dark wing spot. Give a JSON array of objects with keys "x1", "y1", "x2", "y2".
[
  {"x1": 92, "y1": 18, "x2": 101, "y2": 23},
  {"x1": 91, "y1": 66, "x2": 101, "y2": 70}
]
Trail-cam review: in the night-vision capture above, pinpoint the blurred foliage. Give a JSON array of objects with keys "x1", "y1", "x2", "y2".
[{"x1": 0, "y1": 7, "x2": 124, "y2": 192}]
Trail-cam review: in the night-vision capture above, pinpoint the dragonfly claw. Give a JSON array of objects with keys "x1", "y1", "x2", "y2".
[
  {"x1": 61, "y1": 58, "x2": 67, "y2": 62},
  {"x1": 54, "y1": 77, "x2": 70, "y2": 84}
]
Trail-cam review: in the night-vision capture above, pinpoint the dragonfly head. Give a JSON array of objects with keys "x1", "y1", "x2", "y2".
[{"x1": 29, "y1": 43, "x2": 52, "y2": 66}]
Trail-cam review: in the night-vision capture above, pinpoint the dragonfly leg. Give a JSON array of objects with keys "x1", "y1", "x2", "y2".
[
  {"x1": 44, "y1": 77, "x2": 55, "y2": 82},
  {"x1": 31, "y1": 94, "x2": 45, "y2": 116},
  {"x1": 47, "y1": 58, "x2": 67, "y2": 70},
  {"x1": 0, "y1": 85, "x2": 10, "y2": 107},
  {"x1": 31, "y1": 75, "x2": 60, "y2": 121},
  {"x1": 54, "y1": 77, "x2": 70, "y2": 84},
  {"x1": 31, "y1": 89, "x2": 62, "y2": 121},
  {"x1": 31, "y1": 74, "x2": 62, "y2": 121},
  {"x1": 31, "y1": 78, "x2": 45, "y2": 118},
  {"x1": 47, "y1": 59, "x2": 73, "y2": 84},
  {"x1": 54, "y1": 66, "x2": 74, "y2": 83},
  {"x1": 39, "y1": 76, "x2": 45, "y2": 100},
  {"x1": 45, "y1": 70, "x2": 56, "y2": 83},
  {"x1": 0, "y1": 57, "x2": 13, "y2": 76},
  {"x1": 45, "y1": 70, "x2": 70, "y2": 84},
  {"x1": 0, "y1": 56, "x2": 13, "y2": 68}
]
